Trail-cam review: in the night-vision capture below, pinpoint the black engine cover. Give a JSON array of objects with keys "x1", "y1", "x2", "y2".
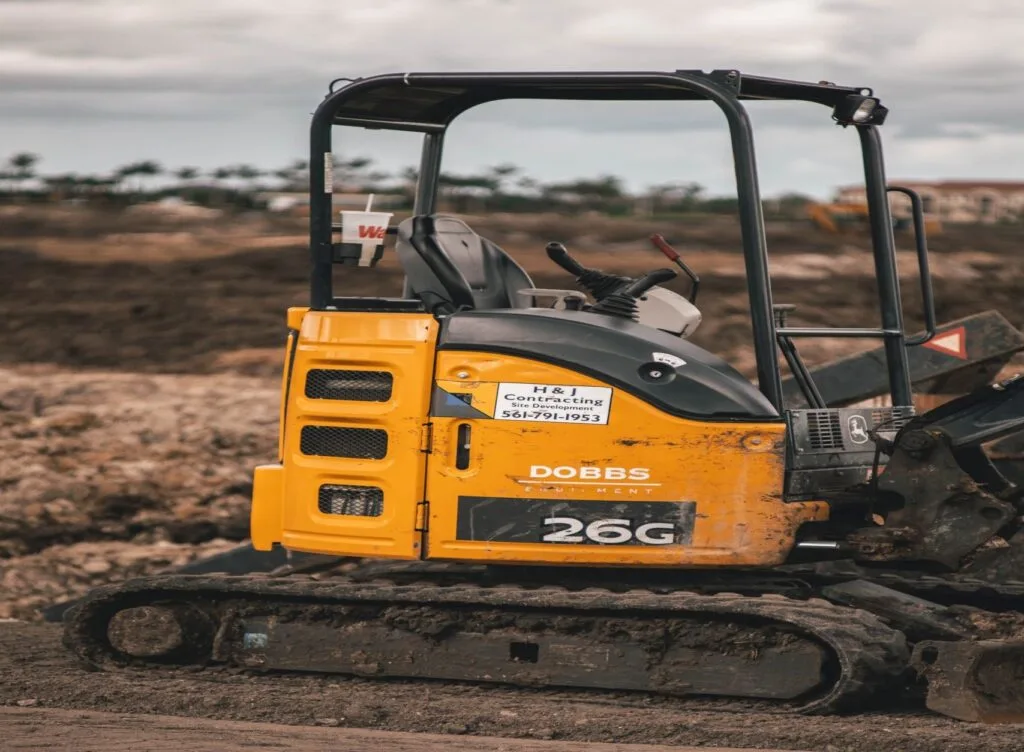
[{"x1": 439, "y1": 309, "x2": 779, "y2": 421}]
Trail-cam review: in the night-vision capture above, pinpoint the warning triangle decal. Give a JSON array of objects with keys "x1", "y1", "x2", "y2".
[{"x1": 922, "y1": 326, "x2": 968, "y2": 360}]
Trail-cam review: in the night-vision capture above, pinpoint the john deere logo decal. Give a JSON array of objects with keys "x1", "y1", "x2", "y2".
[{"x1": 847, "y1": 414, "x2": 870, "y2": 445}]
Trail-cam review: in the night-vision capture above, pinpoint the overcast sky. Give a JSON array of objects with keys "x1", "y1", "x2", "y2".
[{"x1": 3, "y1": 0, "x2": 1023, "y2": 198}]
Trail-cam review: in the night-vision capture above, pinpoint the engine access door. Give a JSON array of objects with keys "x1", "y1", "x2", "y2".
[{"x1": 267, "y1": 310, "x2": 439, "y2": 560}]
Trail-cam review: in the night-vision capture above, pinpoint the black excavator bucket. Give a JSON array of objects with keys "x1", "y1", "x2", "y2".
[
  {"x1": 912, "y1": 640, "x2": 1024, "y2": 723},
  {"x1": 823, "y1": 580, "x2": 1024, "y2": 723},
  {"x1": 848, "y1": 374, "x2": 1024, "y2": 570}
]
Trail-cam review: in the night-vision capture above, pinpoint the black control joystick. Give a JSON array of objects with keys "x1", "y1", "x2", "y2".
[
  {"x1": 590, "y1": 268, "x2": 677, "y2": 321},
  {"x1": 545, "y1": 241, "x2": 633, "y2": 301},
  {"x1": 544, "y1": 240, "x2": 679, "y2": 321},
  {"x1": 545, "y1": 241, "x2": 585, "y2": 276}
]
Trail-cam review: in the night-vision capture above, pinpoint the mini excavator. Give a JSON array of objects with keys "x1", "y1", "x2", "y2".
[{"x1": 64, "y1": 70, "x2": 1024, "y2": 722}]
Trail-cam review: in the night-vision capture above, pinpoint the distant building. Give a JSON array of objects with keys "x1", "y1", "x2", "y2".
[{"x1": 835, "y1": 180, "x2": 1024, "y2": 224}]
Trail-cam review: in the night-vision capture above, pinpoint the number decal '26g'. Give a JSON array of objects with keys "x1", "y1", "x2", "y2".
[{"x1": 541, "y1": 517, "x2": 677, "y2": 545}]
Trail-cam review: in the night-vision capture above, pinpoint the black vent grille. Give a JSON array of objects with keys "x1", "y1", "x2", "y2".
[
  {"x1": 300, "y1": 426, "x2": 388, "y2": 459},
  {"x1": 807, "y1": 411, "x2": 844, "y2": 450},
  {"x1": 872, "y1": 407, "x2": 915, "y2": 431},
  {"x1": 305, "y1": 369, "x2": 393, "y2": 402},
  {"x1": 318, "y1": 484, "x2": 384, "y2": 517}
]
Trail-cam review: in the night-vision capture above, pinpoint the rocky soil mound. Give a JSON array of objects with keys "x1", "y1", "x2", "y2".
[{"x1": 0, "y1": 365, "x2": 277, "y2": 619}]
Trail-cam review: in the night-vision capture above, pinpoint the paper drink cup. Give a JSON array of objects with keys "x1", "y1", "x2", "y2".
[{"x1": 339, "y1": 210, "x2": 393, "y2": 267}]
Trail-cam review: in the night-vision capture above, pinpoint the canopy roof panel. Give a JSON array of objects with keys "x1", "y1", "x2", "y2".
[{"x1": 323, "y1": 70, "x2": 875, "y2": 132}]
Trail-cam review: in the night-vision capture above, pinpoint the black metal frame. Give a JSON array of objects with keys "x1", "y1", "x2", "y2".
[
  {"x1": 306, "y1": 69, "x2": 923, "y2": 411},
  {"x1": 887, "y1": 185, "x2": 937, "y2": 347}
]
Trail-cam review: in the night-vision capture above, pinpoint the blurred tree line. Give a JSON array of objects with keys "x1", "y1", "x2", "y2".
[{"x1": 0, "y1": 151, "x2": 815, "y2": 219}]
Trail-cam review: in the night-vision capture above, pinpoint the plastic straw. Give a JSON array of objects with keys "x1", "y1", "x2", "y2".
[{"x1": 365, "y1": 194, "x2": 374, "y2": 211}]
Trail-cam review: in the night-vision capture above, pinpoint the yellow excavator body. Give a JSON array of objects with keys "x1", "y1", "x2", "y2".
[{"x1": 250, "y1": 307, "x2": 828, "y2": 567}]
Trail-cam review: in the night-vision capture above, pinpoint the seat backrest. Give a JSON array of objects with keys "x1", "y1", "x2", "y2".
[{"x1": 396, "y1": 215, "x2": 535, "y2": 312}]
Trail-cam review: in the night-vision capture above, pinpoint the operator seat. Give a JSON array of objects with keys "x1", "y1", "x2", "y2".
[{"x1": 396, "y1": 215, "x2": 535, "y2": 313}]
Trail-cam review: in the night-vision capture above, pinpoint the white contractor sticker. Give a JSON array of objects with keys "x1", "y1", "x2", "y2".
[{"x1": 494, "y1": 383, "x2": 612, "y2": 425}]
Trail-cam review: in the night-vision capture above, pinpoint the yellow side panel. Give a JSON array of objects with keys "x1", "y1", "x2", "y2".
[
  {"x1": 252, "y1": 309, "x2": 438, "y2": 559},
  {"x1": 426, "y1": 352, "x2": 827, "y2": 567},
  {"x1": 251, "y1": 463, "x2": 284, "y2": 551}
]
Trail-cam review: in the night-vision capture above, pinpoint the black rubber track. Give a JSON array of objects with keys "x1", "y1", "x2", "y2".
[{"x1": 62, "y1": 573, "x2": 909, "y2": 715}]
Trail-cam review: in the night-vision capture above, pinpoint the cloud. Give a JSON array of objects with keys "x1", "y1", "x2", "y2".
[{"x1": 1, "y1": 0, "x2": 1022, "y2": 196}]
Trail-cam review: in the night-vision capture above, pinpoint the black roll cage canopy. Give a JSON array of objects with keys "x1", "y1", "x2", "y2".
[{"x1": 308, "y1": 69, "x2": 936, "y2": 413}]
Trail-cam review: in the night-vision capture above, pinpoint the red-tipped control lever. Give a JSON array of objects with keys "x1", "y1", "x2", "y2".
[{"x1": 649, "y1": 234, "x2": 700, "y2": 303}]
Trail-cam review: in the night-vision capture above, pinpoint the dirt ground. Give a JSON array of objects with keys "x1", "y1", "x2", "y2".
[
  {"x1": 3, "y1": 206, "x2": 1024, "y2": 750},
  {"x1": 0, "y1": 364, "x2": 274, "y2": 619},
  {"x1": 0, "y1": 709, "x2": 802, "y2": 752}
]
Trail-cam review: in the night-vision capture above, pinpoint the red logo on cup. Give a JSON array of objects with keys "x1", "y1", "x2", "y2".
[{"x1": 358, "y1": 225, "x2": 386, "y2": 240}]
